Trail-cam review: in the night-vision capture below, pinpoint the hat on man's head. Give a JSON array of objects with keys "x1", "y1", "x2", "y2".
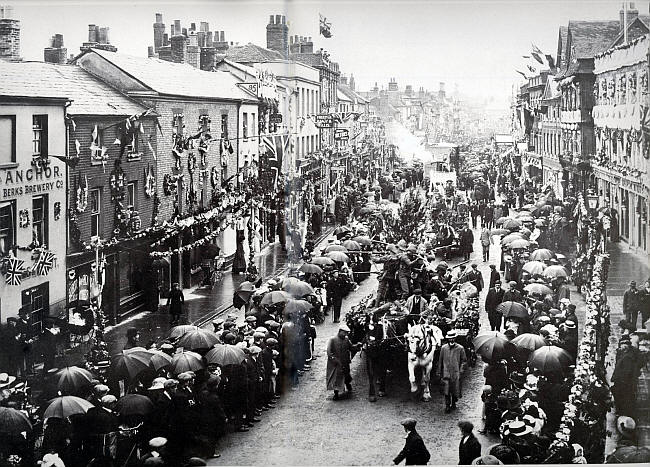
[
  {"x1": 489, "y1": 264, "x2": 496, "y2": 269},
  {"x1": 0, "y1": 373, "x2": 16, "y2": 388},
  {"x1": 93, "y1": 383, "x2": 110, "y2": 395},
  {"x1": 226, "y1": 313, "x2": 238, "y2": 322},
  {"x1": 163, "y1": 379, "x2": 179, "y2": 389},
  {"x1": 407, "y1": 244, "x2": 418, "y2": 253},
  {"x1": 471, "y1": 263, "x2": 478, "y2": 269},
  {"x1": 397, "y1": 240, "x2": 408, "y2": 251},
  {"x1": 149, "y1": 377, "x2": 167, "y2": 391},
  {"x1": 508, "y1": 281, "x2": 517, "y2": 287},
  {"x1": 338, "y1": 323, "x2": 351, "y2": 332},
  {"x1": 245, "y1": 316, "x2": 257, "y2": 323},
  {"x1": 212, "y1": 318, "x2": 224, "y2": 327},
  {"x1": 100, "y1": 394, "x2": 117, "y2": 406},
  {"x1": 386, "y1": 244, "x2": 400, "y2": 254},
  {"x1": 266, "y1": 337, "x2": 279, "y2": 346},
  {"x1": 617, "y1": 416, "x2": 636, "y2": 436},
  {"x1": 413, "y1": 288, "x2": 422, "y2": 294},
  {"x1": 505, "y1": 420, "x2": 533, "y2": 437},
  {"x1": 148, "y1": 437, "x2": 167, "y2": 449},
  {"x1": 160, "y1": 343, "x2": 174, "y2": 351},
  {"x1": 564, "y1": 319, "x2": 576, "y2": 329},
  {"x1": 400, "y1": 418, "x2": 417, "y2": 430},
  {"x1": 446, "y1": 330, "x2": 457, "y2": 339},
  {"x1": 472, "y1": 455, "x2": 503, "y2": 465},
  {"x1": 630, "y1": 280, "x2": 637, "y2": 286},
  {"x1": 249, "y1": 345, "x2": 262, "y2": 355}
]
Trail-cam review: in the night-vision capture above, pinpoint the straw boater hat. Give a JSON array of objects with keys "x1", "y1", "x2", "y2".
[{"x1": 0, "y1": 373, "x2": 16, "y2": 389}]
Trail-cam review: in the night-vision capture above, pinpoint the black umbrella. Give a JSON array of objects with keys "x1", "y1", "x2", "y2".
[{"x1": 496, "y1": 301, "x2": 528, "y2": 319}]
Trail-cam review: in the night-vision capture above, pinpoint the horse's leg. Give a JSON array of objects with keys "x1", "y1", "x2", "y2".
[
  {"x1": 366, "y1": 352, "x2": 377, "y2": 402},
  {"x1": 421, "y1": 359, "x2": 432, "y2": 402},
  {"x1": 407, "y1": 355, "x2": 418, "y2": 394}
]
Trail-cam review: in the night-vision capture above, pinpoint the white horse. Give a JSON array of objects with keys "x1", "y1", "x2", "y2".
[{"x1": 405, "y1": 323, "x2": 443, "y2": 401}]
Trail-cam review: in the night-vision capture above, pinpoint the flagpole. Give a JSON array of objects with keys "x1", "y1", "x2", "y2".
[{"x1": 623, "y1": 2, "x2": 628, "y2": 45}]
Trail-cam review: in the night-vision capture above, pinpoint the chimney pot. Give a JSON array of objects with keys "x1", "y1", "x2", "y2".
[
  {"x1": 220, "y1": 31, "x2": 225, "y2": 42},
  {"x1": 282, "y1": 15, "x2": 286, "y2": 24},
  {"x1": 269, "y1": 15, "x2": 274, "y2": 24},
  {"x1": 155, "y1": 13, "x2": 163, "y2": 23},
  {"x1": 275, "y1": 15, "x2": 281, "y2": 25}
]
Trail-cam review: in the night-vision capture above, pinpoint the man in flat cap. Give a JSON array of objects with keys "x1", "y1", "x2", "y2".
[
  {"x1": 393, "y1": 418, "x2": 430, "y2": 465},
  {"x1": 326, "y1": 323, "x2": 359, "y2": 400}
]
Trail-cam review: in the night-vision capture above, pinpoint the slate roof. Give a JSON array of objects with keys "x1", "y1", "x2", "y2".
[
  {"x1": 337, "y1": 88, "x2": 352, "y2": 103},
  {"x1": 84, "y1": 49, "x2": 255, "y2": 101},
  {"x1": 0, "y1": 61, "x2": 147, "y2": 116},
  {"x1": 225, "y1": 43, "x2": 283, "y2": 64},
  {"x1": 568, "y1": 21, "x2": 621, "y2": 59}
]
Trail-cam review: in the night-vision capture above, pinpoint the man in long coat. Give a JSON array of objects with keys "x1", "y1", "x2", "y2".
[
  {"x1": 485, "y1": 281, "x2": 505, "y2": 331},
  {"x1": 326, "y1": 324, "x2": 358, "y2": 400},
  {"x1": 439, "y1": 330, "x2": 467, "y2": 413},
  {"x1": 459, "y1": 225, "x2": 474, "y2": 261}
]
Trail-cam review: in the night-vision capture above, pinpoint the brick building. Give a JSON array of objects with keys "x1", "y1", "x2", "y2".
[
  {"x1": 75, "y1": 49, "x2": 259, "y2": 291},
  {"x1": 0, "y1": 5, "x2": 20, "y2": 62}
]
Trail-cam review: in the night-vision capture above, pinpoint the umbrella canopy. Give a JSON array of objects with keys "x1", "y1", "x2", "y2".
[
  {"x1": 0, "y1": 407, "x2": 32, "y2": 434},
  {"x1": 503, "y1": 218, "x2": 523, "y2": 230},
  {"x1": 495, "y1": 216, "x2": 511, "y2": 226},
  {"x1": 116, "y1": 394, "x2": 154, "y2": 417},
  {"x1": 524, "y1": 283, "x2": 553, "y2": 296},
  {"x1": 282, "y1": 277, "x2": 314, "y2": 298},
  {"x1": 530, "y1": 249, "x2": 556, "y2": 261},
  {"x1": 352, "y1": 236, "x2": 372, "y2": 246},
  {"x1": 518, "y1": 227, "x2": 532, "y2": 238},
  {"x1": 515, "y1": 211, "x2": 533, "y2": 218},
  {"x1": 44, "y1": 396, "x2": 93, "y2": 420},
  {"x1": 534, "y1": 205, "x2": 553, "y2": 215},
  {"x1": 299, "y1": 263, "x2": 323, "y2": 274},
  {"x1": 522, "y1": 204, "x2": 537, "y2": 210},
  {"x1": 491, "y1": 228, "x2": 509, "y2": 236},
  {"x1": 342, "y1": 240, "x2": 362, "y2": 251},
  {"x1": 460, "y1": 282, "x2": 478, "y2": 298},
  {"x1": 311, "y1": 256, "x2": 335, "y2": 266},
  {"x1": 54, "y1": 366, "x2": 94, "y2": 395},
  {"x1": 326, "y1": 251, "x2": 350, "y2": 263},
  {"x1": 517, "y1": 215, "x2": 534, "y2": 223},
  {"x1": 542, "y1": 265, "x2": 568, "y2": 279},
  {"x1": 548, "y1": 308, "x2": 562, "y2": 316},
  {"x1": 555, "y1": 253, "x2": 567, "y2": 262},
  {"x1": 170, "y1": 350, "x2": 204, "y2": 375},
  {"x1": 148, "y1": 350, "x2": 173, "y2": 371},
  {"x1": 501, "y1": 233, "x2": 524, "y2": 245},
  {"x1": 511, "y1": 333, "x2": 548, "y2": 351},
  {"x1": 509, "y1": 239, "x2": 530, "y2": 249},
  {"x1": 528, "y1": 345, "x2": 572, "y2": 374},
  {"x1": 522, "y1": 261, "x2": 546, "y2": 275},
  {"x1": 111, "y1": 347, "x2": 153, "y2": 381},
  {"x1": 260, "y1": 290, "x2": 292, "y2": 305},
  {"x1": 205, "y1": 344, "x2": 246, "y2": 366},
  {"x1": 359, "y1": 206, "x2": 376, "y2": 215},
  {"x1": 177, "y1": 328, "x2": 221, "y2": 351},
  {"x1": 324, "y1": 244, "x2": 348, "y2": 253},
  {"x1": 496, "y1": 301, "x2": 528, "y2": 320},
  {"x1": 607, "y1": 446, "x2": 650, "y2": 463},
  {"x1": 534, "y1": 219, "x2": 547, "y2": 227},
  {"x1": 236, "y1": 281, "x2": 256, "y2": 303},
  {"x1": 169, "y1": 325, "x2": 200, "y2": 340},
  {"x1": 473, "y1": 332, "x2": 515, "y2": 362},
  {"x1": 333, "y1": 226, "x2": 351, "y2": 235},
  {"x1": 284, "y1": 299, "x2": 313, "y2": 316}
]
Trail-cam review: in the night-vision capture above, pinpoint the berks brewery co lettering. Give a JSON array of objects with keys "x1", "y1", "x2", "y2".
[{"x1": 1, "y1": 166, "x2": 64, "y2": 198}]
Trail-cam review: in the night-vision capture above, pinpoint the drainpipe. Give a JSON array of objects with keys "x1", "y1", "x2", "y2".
[{"x1": 64, "y1": 100, "x2": 72, "y2": 312}]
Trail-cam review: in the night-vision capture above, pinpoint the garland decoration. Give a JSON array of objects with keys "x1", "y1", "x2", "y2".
[
  {"x1": 76, "y1": 174, "x2": 89, "y2": 213},
  {"x1": 144, "y1": 165, "x2": 155, "y2": 198}
]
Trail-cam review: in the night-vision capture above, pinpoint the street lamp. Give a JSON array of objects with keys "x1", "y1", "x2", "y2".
[{"x1": 587, "y1": 192, "x2": 599, "y2": 210}]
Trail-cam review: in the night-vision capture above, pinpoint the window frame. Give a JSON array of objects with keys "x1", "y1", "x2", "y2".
[
  {"x1": 32, "y1": 194, "x2": 48, "y2": 248},
  {"x1": 0, "y1": 115, "x2": 17, "y2": 165},
  {"x1": 0, "y1": 200, "x2": 16, "y2": 255},
  {"x1": 126, "y1": 181, "x2": 137, "y2": 210},
  {"x1": 90, "y1": 188, "x2": 101, "y2": 239},
  {"x1": 242, "y1": 112, "x2": 248, "y2": 139},
  {"x1": 90, "y1": 125, "x2": 105, "y2": 166},
  {"x1": 221, "y1": 114, "x2": 229, "y2": 139}
]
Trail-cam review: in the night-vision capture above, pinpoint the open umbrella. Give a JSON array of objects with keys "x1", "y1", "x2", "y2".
[
  {"x1": 170, "y1": 350, "x2": 204, "y2": 375},
  {"x1": 177, "y1": 328, "x2": 220, "y2": 351},
  {"x1": 235, "y1": 281, "x2": 256, "y2": 303},
  {"x1": 148, "y1": 350, "x2": 173, "y2": 371},
  {"x1": 522, "y1": 260, "x2": 546, "y2": 275},
  {"x1": 509, "y1": 239, "x2": 530, "y2": 249},
  {"x1": 284, "y1": 299, "x2": 313, "y2": 316},
  {"x1": 542, "y1": 265, "x2": 568, "y2": 279},
  {"x1": 606, "y1": 446, "x2": 650, "y2": 463},
  {"x1": 548, "y1": 308, "x2": 562, "y2": 316},
  {"x1": 501, "y1": 233, "x2": 524, "y2": 245},
  {"x1": 555, "y1": 253, "x2": 567, "y2": 262},
  {"x1": 534, "y1": 219, "x2": 547, "y2": 227},
  {"x1": 359, "y1": 207, "x2": 376, "y2": 215},
  {"x1": 495, "y1": 217, "x2": 511, "y2": 226},
  {"x1": 111, "y1": 347, "x2": 153, "y2": 380},
  {"x1": 334, "y1": 226, "x2": 352, "y2": 238},
  {"x1": 44, "y1": 396, "x2": 93, "y2": 420},
  {"x1": 0, "y1": 407, "x2": 32, "y2": 434},
  {"x1": 260, "y1": 290, "x2": 292, "y2": 305},
  {"x1": 299, "y1": 263, "x2": 323, "y2": 274},
  {"x1": 326, "y1": 251, "x2": 350, "y2": 263},
  {"x1": 311, "y1": 256, "x2": 335, "y2": 266},
  {"x1": 352, "y1": 236, "x2": 372, "y2": 246},
  {"x1": 528, "y1": 345, "x2": 572, "y2": 373},
  {"x1": 534, "y1": 205, "x2": 553, "y2": 215},
  {"x1": 54, "y1": 366, "x2": 94, "y2": 395},
  {"x1": 205, "y1": 344, "x2": 246, "y2": 366},
  {"x1": 519, "y1": 227, "x2": 532, "y2": 238},
  {"x1": 503, "y1": 218, "x2": 523, "y2": 230},
  {"x1": 496, "y1": 301, "x2": 528, "y2": 319},
  {"x1": 491, "y1": 228, "x2": 509, "y2": 236},
  {"x1": 511, "y1": 333, "x2": 547, "y2": 351},
  {"x1": 524, "y1": 283, "x2": 553, "y2": 296},
  {"x1": 517, "y1": 215, "x2": 534, "y2": 223},
  {"x1": 522, "y1": 204, "x2": 536, "y2": 210},
  {"x1": 473, "y1": 332, "x2": 515, "y2": 362},
  {"x1": 116, "y1": 394, "x2": 155, "y2": 417},
  {"x1": 342, "y1": 240, "x2": 361, "y2": 251},
  {"x1": 515, "y1": 211, "x2": 533, "y2": 218},
  {"x1": 529, "y1": 249, "x2": 555, "y2": 261},
  {"x1": 282, "y1": 278, "x2": 314, "y2": 298},
  {"x1": 324, "y1": 244, "x2": 348, "y2": 253},
  {"x1": 169, "y1": 325, "x2": 200, "y2": 340}
]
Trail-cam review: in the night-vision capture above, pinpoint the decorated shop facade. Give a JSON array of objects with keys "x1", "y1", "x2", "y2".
[{"x1": 0, "y1": 82, "x2": 67, "y2": 328}]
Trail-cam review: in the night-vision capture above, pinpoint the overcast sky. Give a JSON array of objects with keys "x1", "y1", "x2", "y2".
[{"x1": 11, "y1": 0, "x2": 650, "y2": 110}]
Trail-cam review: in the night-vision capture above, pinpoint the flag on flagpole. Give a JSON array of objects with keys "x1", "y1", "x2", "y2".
[{"x1": 319, "y1": 14, "x2": 332, "y2": 38}]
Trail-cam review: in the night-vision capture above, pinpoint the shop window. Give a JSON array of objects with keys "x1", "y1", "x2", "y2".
[
  {"x1": 243, "y1": 112, "x2": 248, "y2": 139},
  {"x1": 32, "y1": 115, "x2": 48, "y2": 158},
  {"x1": 0, "y1": 115, "x2": 16, "y2": 164},
  {"x1": 32, "y1": 195, "x2": 48, "y2": 248},
  {"x1": 90, "y1": 189, "x2": 101, "y2": 239},
  {"x1": 22, "y1": 282, "x2": 49, "y2": 335},
  {"x1": 127, "y1": 181, "x2": 137, "y2": 210},
  {"x1": 0, "y1": 200, "x2": 16, "y2": 255}
]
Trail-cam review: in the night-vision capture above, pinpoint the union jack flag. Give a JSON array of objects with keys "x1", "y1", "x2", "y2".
[
  {"x1": 262, "y1": 134, "x2": 290, "y2": 189},
  {"x1": 5, "y1": 257, "x2": 25, "y2": 286},
  {"x1": 34, "y1": 250, "x2": 56, "y2": 276}
]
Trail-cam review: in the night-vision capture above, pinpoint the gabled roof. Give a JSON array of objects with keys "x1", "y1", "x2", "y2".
[
  {"x1": 0, "y1": 61, "x2": 147, "y2": 116},
  {"x1": 337, "y1": 88, "x2": 352, "y2": 103},
  {"x1": 609, "y1": 16, "x2": 650, "y2": 48},
  {"x1": 567, "y1": 20, "x2": 621, "y2": 59},
  {"x1": 78, "y1": 49, "x2": 255, "y2": 101},
  {"x1": 338, "y1": 83, "x2": 368, "y2": 104},
  {"x1": 225, "y1": 43, "x2": 283, "y2": 64},
  {"x1": 541, "y1": 75, "x2": 561, "y2": 101}
]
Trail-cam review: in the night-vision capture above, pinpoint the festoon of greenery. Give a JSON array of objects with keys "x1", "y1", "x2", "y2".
[
  {"x1": 549, "y1": 253, "x2": 612, "y2": 464},
  {"x1": 383, "y1": 188, "x2": 427, "y2": 244}
]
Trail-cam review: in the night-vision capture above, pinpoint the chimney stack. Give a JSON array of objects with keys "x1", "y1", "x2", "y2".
[
  {"x1": 300, "y1": 36, "x2": 313, "y2": 53},
  {"x1": 88, "y1": 24, "x2": 97, "y2": 42},
  {"x1": 147, "y1": 45, "x2": 154, "y2": 58},
  {"x1": 266, "y1": 13, "x2": 288, "y2": 58},
  {"x1": 349, "y1": 73, "x2": 355, "y2": 91},
  {"x1": 153, "y1": 13, "x2": 165, "y2": 52},
  {"x1": 340, "y1": 75, "x2": 348, "y2": 86},
  {"x1": 620, "y1": 3, "x2": 639, "y2": 31},
  {"x1": 44, "y1": 33, "x2": 66, "y2": 63},
  {"x1": 200, "y1": 46, "x2": 216, "y2": 71},
  {"x1": 170, "y1": 34, "x2": 187, "y2": 63}
]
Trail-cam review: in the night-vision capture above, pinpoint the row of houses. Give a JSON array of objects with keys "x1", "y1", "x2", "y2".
[
  {"x1": 0, "y1": 11, "x2": 384, "y2": 330},
  {"x1": 513, "y1": 3, "x2": 650, "y2": 260}
]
